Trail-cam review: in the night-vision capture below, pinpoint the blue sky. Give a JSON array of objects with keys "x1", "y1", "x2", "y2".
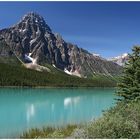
[{"x1": 0, "y1": 2, "x2": 140, "y2": 58}]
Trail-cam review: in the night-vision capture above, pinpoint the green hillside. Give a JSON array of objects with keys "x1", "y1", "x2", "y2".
[
  {"x1": 0, "y1": 38, "x2": 119, "y2": 87},
  {"x1": 0, "y1": 63, "x2": 117, "y2": 87}
]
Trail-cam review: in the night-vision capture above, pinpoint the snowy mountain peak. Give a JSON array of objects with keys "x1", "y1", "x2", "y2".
[
  {"x1": 108, "y1": 53, "x2": 129, "y2": 66},
  {"x1": 114, "y1": 53, "x2": 128, "y2": 59},
  {"x1": 23, "y1": 12, "x2": 42, "y2": 18},
  {"x1": 122, "y1": 53, "x2": 128, "y2": 58},
  {"x1": 17, "y1": 12, "x2": 52, "y2": 33}
]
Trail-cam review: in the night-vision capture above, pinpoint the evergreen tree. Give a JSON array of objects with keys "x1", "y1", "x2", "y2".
[{"x1": 117, "y1": 46, "x2": 140, "y2": 101}]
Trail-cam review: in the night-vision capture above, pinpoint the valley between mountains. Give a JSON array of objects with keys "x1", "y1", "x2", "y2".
[{"x1": 0, "y1": 12, "x2": 124, "y2": 87}]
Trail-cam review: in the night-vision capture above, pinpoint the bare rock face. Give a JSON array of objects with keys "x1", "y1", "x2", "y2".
[
  {"x1": 0, "y1": 12, "x2": 122, "y2": 77},
  {"x1": 0, "y1": 37, "x2": 21, "y2": 65}
]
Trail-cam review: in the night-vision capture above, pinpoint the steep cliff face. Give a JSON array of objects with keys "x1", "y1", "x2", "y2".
[{"x1": 0, "y1": 12, "x2": 122, "y2": 77}]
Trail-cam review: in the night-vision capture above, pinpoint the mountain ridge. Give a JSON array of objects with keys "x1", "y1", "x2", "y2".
[{"x1": 0, "y1": 12, "x2": 122, "y2": 78}]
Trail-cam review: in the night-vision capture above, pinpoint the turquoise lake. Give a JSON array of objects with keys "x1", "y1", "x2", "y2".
[{"x1": 0, "y1": 88, "x2": 116, "y2": 138}]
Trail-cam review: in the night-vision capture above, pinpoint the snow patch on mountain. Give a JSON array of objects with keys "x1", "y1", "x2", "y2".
[
  {"x1": 30, "y1": 38, "x2": 36, "y2": 46},
  {"x1": 64, "y1": 68, "x2": 81, "y2": 77},
  {"x1": 52, "y1": 64, "x2": 56, "y2": 68},
  {"x1": 25, "y1": 54, "x2": 37, "y2": 64},
  {"x1": 64, "y1": 68, "x2": 72, "y2": 75},
  {"x1": 23, "y1": 29, "x2": 27, "y2": 32},
  {"x1": 92, "y1": 53, "x2": 100, "y2": 57}
]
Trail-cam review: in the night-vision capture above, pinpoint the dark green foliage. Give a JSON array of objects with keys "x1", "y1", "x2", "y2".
[
  {"x1": 117, "y1": 46, "x2": 140, "y2": 101},
  {"x1": 0, "y1": 63, "x2": 116, "y2": 87},
  {"x1": 85, "y1": 101, "x2": 140, "y2": 139}
]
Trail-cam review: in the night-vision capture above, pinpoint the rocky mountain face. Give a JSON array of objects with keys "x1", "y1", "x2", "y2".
[
  {"x1": 0, "y1": 37, "x2": 21, "y2": 65},
  {"x1": 0, "y1": 12, "x2": 122, "y2": 77},
  {"x1": 108, "y1": 53, "x2": 129, "y2": 66}
]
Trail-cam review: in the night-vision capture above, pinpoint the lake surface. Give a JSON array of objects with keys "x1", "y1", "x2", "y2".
[{"x1": 0, "y1": 88, "x2": 116, "y2": 138}]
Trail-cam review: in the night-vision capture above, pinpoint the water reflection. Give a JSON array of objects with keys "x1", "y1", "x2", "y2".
[
  {"x1": 0, "y1": 88, "x2": 116, "y2": 138},
  {"x1": 64, "y1": 96, "x2": 80, "y2": 107},
  {"x1": 64, "y1": 97, "x2": 72, "y2": 106},
  {"x1": 26, "y1": 104, "x2": 35, "y2": 123}
]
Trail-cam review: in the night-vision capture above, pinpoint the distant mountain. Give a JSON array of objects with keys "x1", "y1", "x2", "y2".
[
  {"x1": 108, "y1": 53, "x2": 129, "y2": 66},
  {"x1": 0, "y1": 12, "x2": 122, "y2": 78}
]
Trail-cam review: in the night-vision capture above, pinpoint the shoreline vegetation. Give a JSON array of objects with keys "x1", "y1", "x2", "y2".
[
  {"x1": 20, "y1": 101, "x2": 140, "y2": 139},
  {"x1": 0, "y1": 84, "x2": 117, "y2": 88},
  {"x1": 20, "y1": 46, "x2": 140, "y2": 139}
]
